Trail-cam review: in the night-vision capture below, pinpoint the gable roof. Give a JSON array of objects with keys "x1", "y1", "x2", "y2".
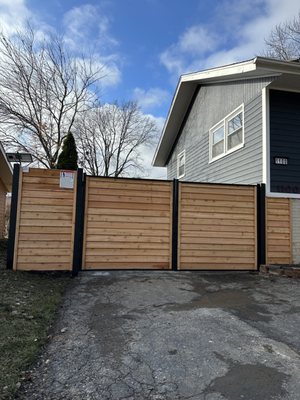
[
  {"x1": 0, "y1": 142, "x2": 13, "y2": 191},
  {"x1": 153, "y1": 57, "x2": 300, "y2": 167}
]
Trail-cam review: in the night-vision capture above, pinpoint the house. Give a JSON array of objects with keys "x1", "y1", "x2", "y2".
[
  {"x1": 0, "y1": 142, "x2": 12, "y2": 239},
  {"x1": 153, "y1": 56, "x2": 300, "y2": 198}
]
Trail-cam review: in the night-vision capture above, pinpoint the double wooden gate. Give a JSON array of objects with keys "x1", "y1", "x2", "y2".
[
  {"x1": 82, "y1": 178, "x2": 257, "y2": 270},
  {"x1": 8, "y1": 167, "x2": 292, "y2": 272}
]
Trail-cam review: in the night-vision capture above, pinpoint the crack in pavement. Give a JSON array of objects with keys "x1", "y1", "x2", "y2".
[{"x1": 16, "y1": 271, "x2": 300, "y2": 400}]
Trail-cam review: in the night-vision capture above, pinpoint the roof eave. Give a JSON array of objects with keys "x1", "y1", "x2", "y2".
[
  {"x1": 0, "y1": 143, "x2": 13, "y2": 192},
  {"x1": 153, "y1": 59, "x2": 258, "y2": 167},
  {"x1": 153, "y1": 56, "x2": 300, "y2": 167}
]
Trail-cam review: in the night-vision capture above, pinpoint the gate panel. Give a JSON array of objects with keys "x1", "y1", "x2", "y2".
[
  {"x1": 179, "y1": 183, "x2": 257, "y2": 270},
  {"x1": 83, "y1": 177, "x2": 172, "y2": 269}
]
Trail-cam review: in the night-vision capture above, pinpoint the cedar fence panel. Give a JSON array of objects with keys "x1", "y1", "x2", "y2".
[
  {"x1": 82, "y1": 177, "x2": 173, "y2": 270},
  {"x1": 266, "y1": 197, "x2": 292, "y2": 264},
  {"x1": 13, "y1": 168, "x2": 76, "y2": 271},
  {"x1": 178, "y1": 183, "x2": 257, "y2": 270},
  {"x1": 9, "y1": 168, "x2": 294, "y2": 272}
]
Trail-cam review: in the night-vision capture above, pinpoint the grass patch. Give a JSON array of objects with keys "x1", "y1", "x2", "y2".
[{"x1": 0, "y1": 240, "x2": 70, "y2": 399}]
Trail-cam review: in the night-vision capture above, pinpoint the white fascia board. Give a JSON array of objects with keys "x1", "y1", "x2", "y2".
[
  {"x1": 152, "y1": 79, "x2": 182, "y2": 166},
  {"x1": 152, "y1": 81, "x2": 196, "y2": 167},
  {"x1": 181, "y1": 58, "x2": 257, "y2": 83},
  {"x1": 262, "y1": 88, "x2": 268, "y2": 185}
]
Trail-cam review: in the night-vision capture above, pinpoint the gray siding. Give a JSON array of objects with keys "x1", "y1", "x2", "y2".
[
  {"x1": 270, "y1": 90, "x2": 300, "y2": 194},
  {"x1": 167, "y1": 77, "x2": 275, "y2": 184}
]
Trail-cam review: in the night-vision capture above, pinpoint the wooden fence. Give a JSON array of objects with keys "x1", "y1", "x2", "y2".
[
  {"x1": 83, "y1": 177, "x2": 172, "y2": 270},
  {"x1": 11, "y1": 168, "x2": 76, "y2": 271},
  {"x1": 7, "y1": 167, "x2": 293, "y2": 272},
  {"x1": 266, "y1": 197, "x2": 292, "y2": 264},
  {"x1": 178, "y1": 183, "x2": 257, "y2": 270}
]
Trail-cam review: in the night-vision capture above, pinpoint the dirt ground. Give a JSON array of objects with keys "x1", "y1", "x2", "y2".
[
  {"x1": 17, "y1": 271, "x2": 300, "y2": 400},
  {"x1": 0, "y1": 240, "x2": 69, "y2": 399}
]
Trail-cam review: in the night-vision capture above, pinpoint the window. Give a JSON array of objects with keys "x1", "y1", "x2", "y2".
[
  {"x1": 177, "y1": 151, "x2": 185, "y2": 178},
  {"x1": 212, "y1": 123, "x2": 224, "y2": 158},
  {"x1": 209, "y1": 105, "x2": 244, "y2": 162},
  {"x1": 227, "y1": 111, "x2": 243, "y2": 151}
]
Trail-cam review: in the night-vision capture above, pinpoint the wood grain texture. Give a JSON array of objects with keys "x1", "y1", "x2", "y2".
[
  {"x1": 266, "y1": 197, "x2": 292, "y2": 264},
  {"x1": 14, "y1": 170, "x2": 288, "y2": 272},
  {"x1": 83, "y1": 177, "x2": 172, "y2": 270},
  {"x1": 178, "y1": 183, "x2": 257, "y2": 270},
  {"x1": 14, "y1": 168, "x2": 76, "y2": 271}
]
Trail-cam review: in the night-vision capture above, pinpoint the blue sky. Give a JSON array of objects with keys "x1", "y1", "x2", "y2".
[{"x1": 0, "y1": 0, "x2": 299, "y2": 177}]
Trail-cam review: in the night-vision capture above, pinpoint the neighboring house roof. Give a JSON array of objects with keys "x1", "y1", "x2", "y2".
[
  {"x1": 153, "y1": 56, "x2": 300, "y2": 167},
  {"x1": 0, "y1": 142, "x2": 13, "y2": 192}
]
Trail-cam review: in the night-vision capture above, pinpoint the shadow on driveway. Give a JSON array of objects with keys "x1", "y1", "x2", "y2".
[{"x1": 17, "y1": 271, "x2": 300, "y2": 400}]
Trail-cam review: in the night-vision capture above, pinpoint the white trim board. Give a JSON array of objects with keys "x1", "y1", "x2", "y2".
[
  {"x1": 267, "y1": 191, "x2": 300, "y2": 199},
  {"x1": 261, "y1": 87, "x2": 270, "y2": 193}
]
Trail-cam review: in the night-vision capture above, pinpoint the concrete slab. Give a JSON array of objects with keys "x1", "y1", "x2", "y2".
[{"x1": 18, "y1": 272, "x2": 300, "y2": 400}]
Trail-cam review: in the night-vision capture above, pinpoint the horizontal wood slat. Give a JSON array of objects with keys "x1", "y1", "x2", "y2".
[
  {"x1": 12, "y1": 169, "x2": 273, "y2": 272},
  {"x1": 266, "y1": 197, "x2": 292, "y2": 264},
  {"x1": 88, "y1": 177, "x2": 171, "y2": 191},
  {"x1": 88, "y1": 187, "x2": 171, "y2": 198},
  {"x1": 14, "y1": 168, "x2": 76, "y2": 271},
  {"x1": 178, "y1": 183, "x2": 257, "y2": 271},
  {"x1": 82, "y1": 177, "x2": 172, "y2": 270},
  {"x1": 84, "y1": 262, "x2": 170, "y2": 270}
]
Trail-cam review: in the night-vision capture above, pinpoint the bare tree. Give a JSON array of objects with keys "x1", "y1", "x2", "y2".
[
  {"x1": 0, "y1": 26, "x2": 103, "y2": 168},
  {"x1": 264, "y1": 12, "x2": 300, "y2": 60},
  {"x1": 75, "y1": 101, "x2": 158, "y2": 177}
]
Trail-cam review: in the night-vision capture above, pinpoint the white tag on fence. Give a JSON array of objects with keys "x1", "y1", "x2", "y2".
[{"x1": 60, "y1": 170, "x2": 75, "y2": 189}]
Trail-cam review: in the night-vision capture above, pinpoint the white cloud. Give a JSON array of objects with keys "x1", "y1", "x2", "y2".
[
  {"x1": 89, "y1": 55, "x2": 122, "y2": 88},
  {"x1": 147, "y1": 114, "x2": 165, "y2": 133},
  {"x1": 0, "y1": 0, "x2": 31, "y2": 35},
  {"x1": 63, "y1": 4, "x2": 122, "y2": 89},
  {"x1": 140, "y1": 142, "x2": 167, "y2": 179},
  {"x1": 160, "y1": 0, "x2": 300, "y2": 77},
  {"x1": 63, "y1": 4, "x2": 118, "y2": 51},
  {"x1": 0, "y1": 0, "x2": 54, "y2": 40},
  {"x1": 0, "y1": 0, "x2": 35, "y2": 36},
  {"x1": 160, "y1": 25, "x2": 218, "y2": 76},
  {"x1": 178, "y1": 26, "x2": 218, "y2": 55},
  {"x1": 140, "y1": 114, "x2": 167, "y2": 179},
  {"x1": 133, "y1": 87, "x2": 170, "y2": 111},
  {"x1": 160, "y1": 50, "x2": 185, "y2": 78}
]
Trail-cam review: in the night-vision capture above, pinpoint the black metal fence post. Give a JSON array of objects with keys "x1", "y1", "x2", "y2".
[
  {"x1": 257, "y1": 183, "x2": 266, "y2": 269},
  {"x1": 7, "y1": 164, "x2": 20, "y2": 270},
  {"x1": 172, "y1": 179, "x2": 179, "y2": 271},
  {"x1": 72, "y1": 169, "x2": 86, "y2": 276}
]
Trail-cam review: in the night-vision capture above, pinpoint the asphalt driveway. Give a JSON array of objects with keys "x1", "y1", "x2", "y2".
[{"x1": 18, "y1": 271, "x2": 300, "y2": 400}]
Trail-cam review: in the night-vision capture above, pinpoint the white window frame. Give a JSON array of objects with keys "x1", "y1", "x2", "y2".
[
  {"x1": 177, "y1": 150, "x2": 185, "y2": 179},
  {"x1": 210, "y1": 121, "x2": 225, "y2": 161},
  {"x1": 209, "y1": 104, "x2": 244, "y2": 163}
]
